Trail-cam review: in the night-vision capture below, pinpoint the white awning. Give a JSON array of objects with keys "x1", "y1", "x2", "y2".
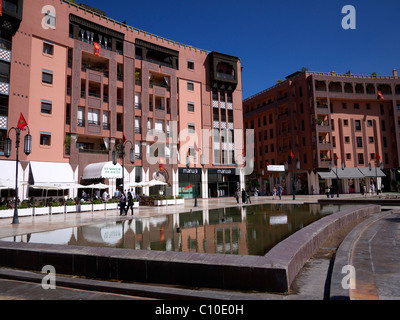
[
  {"x1": 29, "y1": 161, "x2": 75, "y2": 189},
  {"x1": 318, "y1": 170, "x2": 336, "y2": 179},
  {"x1": 358, "y1": 167, "x2": 386, "y2": 178},
  {"x1": 336, "y1": 168, "x2": 365, "y2": 179},
  {"x1": 82, "y1": 161, "x2": 122, "y2": 180},
  {"x1": 0, "y1": 160, "x2": 24, "y2": 187}
]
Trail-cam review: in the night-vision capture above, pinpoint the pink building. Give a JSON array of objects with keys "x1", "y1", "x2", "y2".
[
  {"x1": 244, "y1": 70, "x2": 399, "y2": 196},
  {"x1": 0, "y1": 0, "x2": 243, "y2": 201}
]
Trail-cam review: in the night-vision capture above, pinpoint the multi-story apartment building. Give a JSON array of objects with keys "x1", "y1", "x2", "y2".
[
  {"x1": 243, "y1": 70, "x2": 399, "y2": 196},
  {"x1": 0, "y1": 0, "x2": 243, "y2": 201}
]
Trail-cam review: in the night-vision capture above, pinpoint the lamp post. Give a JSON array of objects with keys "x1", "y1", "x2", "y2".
[
  {"x1": 329, "y1": 160, "x2": 343, "y2": 198},
  {"x1": 112, "y1": 139, "x2": 135, "y2": 195},
  {"x1": 186, "y1": 149, "x2": 204, "y2": 207},
  {"x1": 285, "y1": 159, "x2": 300, "y2": 200},
  {"x1": 4, "y1": 125, "x2": 32, "y2": 224}
]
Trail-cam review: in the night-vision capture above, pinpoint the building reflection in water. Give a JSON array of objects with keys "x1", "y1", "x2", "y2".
[{"x1": 2, "y1": 204, "x2": 359, "y2": 256}]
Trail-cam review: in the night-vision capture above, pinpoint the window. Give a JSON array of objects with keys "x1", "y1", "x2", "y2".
[
  {"x1": 369, "y1": 137, "x2": 374, "y2": 143},
  {"x1": 270, "y1": 144, "x2": 274, "y2": 152},
  {"x1": 188, "y1": 124, "x2": 195, "y2": 134},
  {"x1": 357, "y1": 153, "x2": 364, "y2": 165},
  {"x1": 367, "y1": 120, "x2": 372, "y2": 127},
  {"x1": 135, "y1": 93, "x2": 141, "y2": 109},
  {"x1": 356, "y1": 137, "x2": 363, "y2": 148},
  {"x1": 381, "y1": 120, "x2": 386, "y2": 131},
  {"x1": 270, "y1": 128, "x2": 274, "y2": 139},
  {"x1": 187, "y1": 102, "x2": 194, "y2": 112},
  {"x1": 345, "y1": 136, "x2": 350, "y2": 143},
  {"x1": 354, "y1": 103, "x2": 359, "y2": 109},
  {"x1": 355, "y1": 120, "x2": 361, "y2": 131},
  {"x1": 342, "y1": 103, "x2": 347, "y2": 109},
  {"x1": 346, "y1": 153, "x2": 351, "y2": 160},
  {"x1": 187, "y1": 81, "x2": 194, "y2": 91},
  {"x1": 344, "y1": 119, "x2": 349, "y2": 126},
  {"x1": 43, "y1": 42, "x2": 54, "y2": 55},
  {"x1": 187, "y1": 60, "x2": 194, "y2": 70},
  {"x1": 42, "y1": 70, "x2": 53, "y2": 84},
  {"x1": 41, "y1": 100, "x2": 52, "y2": 114},
  {"x1": 88, "y1": 108, "x2": 100, "y2": 125},
  {"x1": 40, "y1": 133, "x2": 51, "y2": 146},
  {"x1": 380, "y1": 104, "x2": 384, "y2": 115}
]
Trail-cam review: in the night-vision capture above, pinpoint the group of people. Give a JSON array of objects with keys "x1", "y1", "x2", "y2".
[
  {"x1": 235, "y1": 188, "x2": 252, "y2": 204},
  {"x1": 119, "y1": 191, "x2": 136, "y2": 216},
  {"x1": 272, "y1": 185, "x2": 283, "y2": 200}
]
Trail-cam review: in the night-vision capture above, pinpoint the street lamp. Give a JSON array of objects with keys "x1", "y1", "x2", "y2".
[
  {"x1": 186, "y1": 149, "x2": 204, "y2": 207},
  {"x1": 4, "y1": 125, "x2": 32, "y2": 224},
  {"x1": 112, "y1": 139, "x2": 135, "y2": 194},
  {"x1": 329, "y1": 160, "x2": 344, "y2": 198},
  {"x1": 284, "y1": 159, "x2": 300, "y2": 200}
]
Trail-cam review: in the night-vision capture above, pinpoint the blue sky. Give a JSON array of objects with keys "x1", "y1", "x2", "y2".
[{"x1": 76, "y1": 0, "x2": 400, "y2": 99}]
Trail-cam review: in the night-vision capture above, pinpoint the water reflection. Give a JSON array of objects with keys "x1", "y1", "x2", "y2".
[{"x1": 1, "y1": 204, "x2": 360, "y2": 256}]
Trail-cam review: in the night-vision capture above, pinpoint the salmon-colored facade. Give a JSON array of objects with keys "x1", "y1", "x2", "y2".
[
  {"x1": 0, "y1": 0, "x2": 243, "y2": 200},
  {"x1": 244, "y1": 70, "x2": 399, "y2": 195}
]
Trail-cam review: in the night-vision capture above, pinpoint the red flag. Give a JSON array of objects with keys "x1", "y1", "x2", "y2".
[
  {"x1": 290, "y1": 150, "x2": 294, "y2": 159},
  {"x1": 334, "y1": 154, "x2": 338, "y2": 161},
  {"x1": 94, "y1": 42, "x2": 100, "y2": 56},
  {"x1": 242, "y1": 147, "x2": 246, "y2": 157},
  {"x1": 376, "y1": 153, "x2": 381, "y2": 160},
  {"x1": 378, "y1": 91, "x2": 384, "y2": 100},
  {"x1": 122, "y1": 133, "x2": 126, "y2": 144},
  {"x1": 17, "y1": 113, "x2": 27, "y2": 131},
  {"x1": 0, "y1": 1, "x2": 2, "y2": 16}
]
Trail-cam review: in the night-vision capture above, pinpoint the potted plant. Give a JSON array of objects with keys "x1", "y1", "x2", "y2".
[
  {"x1": 49, "y1": 200, "x2": 64, "y2": 214},
  {"x1": 65, "y1": 199, "x2": 76, "y2": 213},
  {"x1": 92, "y1": 198, "x2": 105, "y2": 211},
  {"x1": 175, "y1": 195, "x2": 184, "y2": 205}
]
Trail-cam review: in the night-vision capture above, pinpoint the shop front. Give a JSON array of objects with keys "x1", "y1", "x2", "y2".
[
  {"x1": 208, "y1": 168, "x2": 239, "y2": 198},
  {"x1": 178, "y1": 168, "x2": 201, "y2": 199}
]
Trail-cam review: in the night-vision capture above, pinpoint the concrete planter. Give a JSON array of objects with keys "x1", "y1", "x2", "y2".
[
  {"x1": 80, "y1": 204, "x2": 92, "y2": 212},
  {"x1": 66, "y1": 205, "x2": 76, "y2": 213},
  {"x1": 0, "y1": 209, "x2": 14, "y2": 218},
  {"x1": 50, "y1": 206, "x2": 64, "y2": 214},
  {"x1": 105, "y1": 203, "x2": 118, "y2": 210},
  {"x1": 92, "y1": 204, "x2": 105, "y2": 211},
  {"x1": 175, "y1": 199, "x2": 184, "y2": 205},
  {"x1": 33, "y1": 207, "x2": 49, "y2": 216}
]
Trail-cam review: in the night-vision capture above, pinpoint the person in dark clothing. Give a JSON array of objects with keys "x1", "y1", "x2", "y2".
[
  {"x1": 246, "y1": 190, "x2": 251, "y2": 204},
  {"x1": 241, "y1": 188, "x2": 246, "y2": 204},
  {"x1": 126, "y1": 191, "x2": 134, "y2": 215},
  {"x1": 235, "y1": 190, "x2": 239, "y2": 204},
  {"x1": 119, "y1": 192, "x2": 127, "y2": 216}
]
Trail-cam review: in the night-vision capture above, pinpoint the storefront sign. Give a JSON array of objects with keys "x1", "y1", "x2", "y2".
[
  {"x1": 179, "y1": 168, "x2": 200, "y2": 174},
  {"x1": 208, "y1": 169, "x2": 235, "y2": 175},
  {"x1": 267, "y1": 165, "x2": 285, "y2": 172}
]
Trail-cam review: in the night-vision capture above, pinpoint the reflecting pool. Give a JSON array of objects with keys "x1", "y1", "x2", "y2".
[{"x1": 1, "y1": 204, "x2": 361, "y2": 256}]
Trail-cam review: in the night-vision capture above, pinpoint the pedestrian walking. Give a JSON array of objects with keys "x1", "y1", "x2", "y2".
[
  {"x1": 126, "y1": 191, "x2": 134, "y2": 215},
  {"x1": 272, "y1": 186, "x2": 277, "y2": 200},
  {"x1": 246, "y1": 190, "x2": 251, "y2": 204},
  {"x1": 241, "y1": 188, "x2": 246, "y2": 204},
  {"x1": 278, "y1": 185, "x2": 282, "y2": 200},
  {"x1": 325, "y1": 186, "x2": 330, "y2": 198},
  {"x1": 119, "y1": 192, "x2": 127, "y2": 216}
]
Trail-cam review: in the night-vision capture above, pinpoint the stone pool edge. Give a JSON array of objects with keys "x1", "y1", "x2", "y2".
[{"x1": 0, "y1": 204, "x2": 380, "y2": 293}]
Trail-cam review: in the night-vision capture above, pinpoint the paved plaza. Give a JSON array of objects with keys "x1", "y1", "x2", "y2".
[{"x1": 0, "y1": 194, "x2": 399, "y2": 300}]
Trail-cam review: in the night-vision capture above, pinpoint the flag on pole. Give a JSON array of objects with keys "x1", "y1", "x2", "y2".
[
  {"x1": 376, "y1": 153, "x2": 381, "y2": 160},
  {"x1": 17, "y1": 113, "x2": 27, "y2": 131},
  {"x1": 290, "y1": 150, "x2": 294, "y2": 159},
  {"x1": 377, "y1": 91, "x2": 384, "y2": 100},
  {"x1": 122, "y1": 133, "x2": 126, "y2": 144}
]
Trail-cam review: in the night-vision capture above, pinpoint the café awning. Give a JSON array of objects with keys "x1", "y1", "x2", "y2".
[
  {"x1": 358, "y1": 167, "x2": 386, "y2": 178},
  {"x1": 317, "y1": 170, "x2": 336, "y2": 179},
  {"x1": 82, "y1": 161, "x2": 122, "y2": 180},
  {"x1": 29, "y1": 161, "x2": 75, "y2": 189}
]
